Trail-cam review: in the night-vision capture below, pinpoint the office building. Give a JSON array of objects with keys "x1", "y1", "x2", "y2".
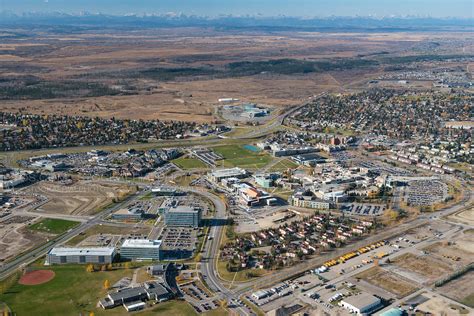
[
  {"x1": 120, "y1": 239, "x2": 162, "y2": 261},
  {"x1": 46, "y1": 247, "x2": 115, "y2": 265},
  {"x1": 209, "y1": 167, "x2": 248, "y2": 183},
  {"x1": 164, "y1": 206, "x2": 201, "y2": 228}
]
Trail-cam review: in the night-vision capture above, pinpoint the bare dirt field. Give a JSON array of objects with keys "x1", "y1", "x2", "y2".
[
  {"x1": 0, "y1": 216, "x2": 49, "y2": 262},
  {"x1": 23, "y1": 181, "x2": 134, "y2": 216},
  {"x1": 392, "y1": 253, "x2": 454, "y2": 284},
  {"x1": 448, "y1": 206, "x2": 474, "y2": 226},
  {"x1": 417, "y1": 292, "x2": 472, "y2": 315},
  {"x1": 423, "y1": 231, "x2": 474, "y2": 266},
  {"x1": 439, "y1": 272, "x2": 474, "y2": 308},
  {"x1": 355, "y1": 266, "x2": 418, "y2": 298}
]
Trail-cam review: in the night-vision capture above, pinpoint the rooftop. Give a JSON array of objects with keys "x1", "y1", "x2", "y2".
[
  {"x1": 167, "y1": 205, "x2": 200, "y2": 214},
  {"x1": 342, "y1": 293, "x2": 381, "y2": 309},
  {"x1": 108, "y1": 286, "x2": 147, "y2": 302},
  {"x1": 210, "y1": 167, "x2": 247, "y2": 178},
  {"x1": 49, "y1": 247, "x2": 115, "y2": 256},
  {"x1": 121, "y1": 239, "x2": 162, "y2": 249}
]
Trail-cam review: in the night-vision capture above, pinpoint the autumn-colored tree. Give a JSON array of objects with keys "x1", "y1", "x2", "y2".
[
  {"x1": 106, "y1": 263, "x2": 113, "y2": 271},
  {"x1": 100, "y1": 265, "x2": 107, "y2": 272},
  {"x1": 194, "y1": 254, "x2": 202, "y2": 263},
  {"x1": 103, "y1": 279, "x2": 110, "y2": 290},
  {"x1": 219, "y1": 299, "x2": 228, "y2": 309},
  {"x1": 124, "y1": 262, "x2": 131, "y2": 269},
  {"x1": 89, "y1": 312, "x2": 95, "y2": 316},
  {"x1": 86, "y1": 264, "x2": 95, "y2": 273}
]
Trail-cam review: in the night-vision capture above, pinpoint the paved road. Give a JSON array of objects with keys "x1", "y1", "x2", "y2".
[
  {"x1": 191, "y1": 187, "x2": 255, "y2": 315},
  {"x1": 0, "y1": 190, "x2": 149, "y2": 280},
  {"x1": 230, "y1": 93, "x2": 325, "y2": 140},
  {"x1": 225, "y1": 180, "x2": 473, "y2": 298}
]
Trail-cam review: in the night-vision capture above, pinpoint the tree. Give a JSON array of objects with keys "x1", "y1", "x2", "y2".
[
  {"x1": 103, "y1": 279, "x2": 110, "y2": 290},
  {"x1": 106, "y1": 263, "x2": 113, "y2": 271},
  {"x1": 195, "y1": 254, "x2": 202, "y2": 263},
  {"x1": 100, "y1": 265, "x2": 107, "y2": 272},
  {"x1": 89, "y1": 312, "x2": 95, "y2": 316},
  {"x1": 86, "y1": 264, "x2": 95, "y2": 273},
  {"x1": 124, "y1": 262, "x2": 131, "y2": 270},
  {"x1": 219, "y1": 299, "x2": 228, "y2": 309}
]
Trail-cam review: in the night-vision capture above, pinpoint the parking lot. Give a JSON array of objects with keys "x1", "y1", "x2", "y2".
[
  {"x1": 180, "y1": 281, "x2": 220, "y2": 313},
  {"x1": 77, "y1": 233, "x2": 125, "y2": 247},
  {"x1": 191, "y1": 148, "x2": 223, "y2": 167},
  {"x1": 340, "y1": 203, "x2": 386, "y2": 216},
  {"x1": 404, "y1": 180, "x2": 448, "y2": 206}
]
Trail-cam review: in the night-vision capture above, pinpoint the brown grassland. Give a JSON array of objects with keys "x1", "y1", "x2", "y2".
[{"x1": 1, "y1": 28, "x2": 471, "y2": 122}]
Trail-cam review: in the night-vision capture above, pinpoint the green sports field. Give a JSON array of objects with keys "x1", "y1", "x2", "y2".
[
  {"x1": 28, "y1": 218, "x2": 79, "y2": 235},
  {"x1": 213, "y1": 145, "x2": 272, "y2": 169},
  {"x1": 172, "y1": 156, "x2": 208, "y2": 169}
]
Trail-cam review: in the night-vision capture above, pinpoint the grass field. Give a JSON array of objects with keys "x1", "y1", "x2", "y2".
[
  {"x1": 213, "y1": 145, "x2": 272, "y2": 169},
  {"x1": 0, "y1": 265, "x2": 132, "y2": 316},
  {"x1": 0, "y1": 264, "x2": 213, "y2": 316},
  {"x1": 268, "y1": 159, "x2": 298, "y2": 172},
  {"x1": 217, "y1": 261, "x2": 268, "y2": 282},
  {"x1": 241, "y1": 297, "x2": 265, "y2": 316},
  {"x1": 461, "y1": 294, "x2": 474, "y2": 308},
  {"x1": 271, "y1": 188, "x2": 293, "y2": 201},
  {"x1": 28, "y1": 218, "x2": 79, "y2": 235},
  {"x1": 172, "y1": 156, "x2": 208, "y2": 169}
]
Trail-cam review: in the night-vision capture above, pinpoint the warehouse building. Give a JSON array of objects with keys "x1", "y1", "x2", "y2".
[
  {"x1": 164, "y1": 206, "x2": 202, "y2": 228},
  {"x1": 339, "y1": 293, "x2": 382, "y2": 315},
  {"x1": 112, "y1": 207, "x2": 145, "y2": 221},
  {"x1": 120, "y1": 239, "x2": 162, "y2": 261},
  {"x1": 46, "y1": 247, "x2": 115, "y2": 265}
]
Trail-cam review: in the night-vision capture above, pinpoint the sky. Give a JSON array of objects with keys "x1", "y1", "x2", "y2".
[{"x1": 0, "y1": 0, "x2": 473, "y2": 18}]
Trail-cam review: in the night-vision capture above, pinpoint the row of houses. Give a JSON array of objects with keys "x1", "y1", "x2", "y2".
[
  {"x1": 221, "y1": 213, "x2": 373, "y2": 271},
  {"x1": 388, "y1": 151, "x2": 456, "y2": 174},
  {"x1": 23, "y1": 148, "x2": 180, "y2": 178}
]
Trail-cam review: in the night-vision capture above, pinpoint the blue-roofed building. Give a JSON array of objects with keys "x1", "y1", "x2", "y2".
[{"x1": 379, "y1": 308, "x2": 405, "y2": 316}]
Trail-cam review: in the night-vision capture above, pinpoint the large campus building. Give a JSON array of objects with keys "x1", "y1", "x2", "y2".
[
  {"x1": 164, "y1": 206, "x2": 202, "y2": 228},
  {"x1": 46, "y1": 247, "x2": 116, "y2": 265},
  {"x1": 289, "y1": 194, "x2": 331, "y2": 210},
  {"x1": 120, "y1": 239, "x2": 162, "y2": 261},
  {"x1": 209, "y1": 167, "x2": 248, "y2": 182}
]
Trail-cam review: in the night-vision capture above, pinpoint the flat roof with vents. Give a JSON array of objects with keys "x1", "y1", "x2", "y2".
[{"x1": 49, "y1": 247, "x2": 115, "y2": 256}]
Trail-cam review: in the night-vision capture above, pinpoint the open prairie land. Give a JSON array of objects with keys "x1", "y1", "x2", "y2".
[{"x1": 1, "y1": 27, "x2": 472, "y2": 122}]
